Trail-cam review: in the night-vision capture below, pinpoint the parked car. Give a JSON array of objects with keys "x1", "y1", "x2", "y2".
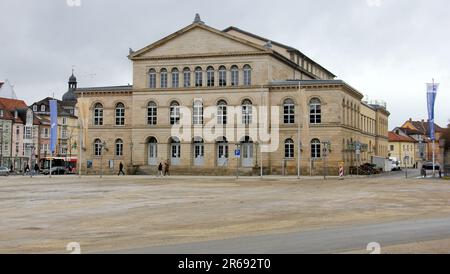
[
  {"x1": 42, "y1": 166, "x2": 67, "y2": 175},
  {"x1": 0, "y1": 166, "x2": 10, "y2": 176},
  {"x1": 423, "y1": 162, "x2": 440, "y2": 171}
]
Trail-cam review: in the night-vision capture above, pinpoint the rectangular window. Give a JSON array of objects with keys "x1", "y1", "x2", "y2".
[
  {"x1": 161, "y1": 73, "x2": 168, "y2": 88},
  {"x1": 183, "y1": 71, "x2": 191, "y2": 87},
  {"x1": 41, "y1": 105, "x2": 46, "y2": 112},
  {"x1": 172, "y1": 72, "x2": 179, "y2": 88},
  {"x1": 218, "y1": 106, "x2": 227, "y2": 125},
  {"x1": 195, "y1": 70, "x2": 203, "y2": 87},
  {"x1": 61, "y1": 127, "x2": 68, "y2": 139},
  {"x1": 193, "y1": 105, "x2": 204, "y2": 125},
  {"x1": 62, "y1": 117, "x2": 67, "y2": 125},
  {"x1": 219, "y1": 70, "x2": 227, "y2": 86},
  {"x1": 285, "y1": 142, "x2": 294, "y2": 159},
  {"x1": 207, "y1": 70, "x2": 215, "y2": 87},
  {"x1": 170, "y1": 106, "x2": 181, "y2": 125},
  {"x1": 116, "y1": 143, "x2": 123, "y2": 156},
  {"x1": 24, "y1": 126, "x2": 32, "y2": 139},
  {"x1": 147, "y1": 106, "x2": 157, "y2": 125},
  {"x1": 149, "y1": 73, "x2": 156, "y2": 88},
  {"x1": 284, "y1": 105, "x2": 295, "y2": 124}
]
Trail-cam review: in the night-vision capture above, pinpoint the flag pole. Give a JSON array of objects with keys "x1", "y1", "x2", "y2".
[
  {"x1": 432, "y1": 78, "x2": 436, "y2": 178},
  {"x1": 297, "y1": 80, "x2": 301, "y2": 179}
]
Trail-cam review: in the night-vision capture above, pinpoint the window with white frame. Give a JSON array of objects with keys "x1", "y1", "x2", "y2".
[
  {"x1": 243, "y1": 65, "x2": 252, "y2": 86},
  {"x1": 219, "y1": 66, "x2": 227, "y2": 86},
  {"x1": 217, "y1": 100, "x2": 227, "y2": 125},
  {"x1": 310, "y1": 98, "x2": 322, "y2": 124},
  {"x1": 206, "y1": 66, "x2": 215, "y2": 87},
  {"x1": 41, "y1": 105, "x2": 46, "y2": 112},
  {"x1": 24, "y1": 126, "x2": 32, "y2": 139},
  {"x1": 193, "y1": 100, "x2": 203, "y2": 125},
  {"x1": 160, "y1": 68, "x2": 168, "y2": 88},
  {"x1": 93, "y1": 103, "x2": 103, "y2": 126},
  {"x1": 115, "y1": 103, "x2": 125, "y2": 126},
  {"x1": 183, "y1": 68, "x2": 191, "y2": 87},
  {"x1": 115, "y1": 139, "x2": 123, "y2": 157},
  {"x1": 61, "y1": 127, "x2": 68, "y2": 139},
  {"x1": 285, "y1": 139, "x2": 294, "y2": 159},
  {"x1": 242, "y1": 99, "x2": 253, "y2": 125},
  {"x1": 311, "y1": 139, "x2": 321, "y2": 158},
  {"x1": 149, "y1": 69, "x2": 156, "y2": 88},
  {"x1": 171, "y1": 68, "x2": 179, "y2": 88},
  {"x1": 170, "y1": 101, "x2": 180, "y2": 125},
  {"x1": 283, "y1": 99, "x2": 295, "y2": 124},
  {"x1": 195, "y1": 67, "x2": 203, "y2": 87},
  {"x1": 231, "y1": 65, "x2": 239, "y2": 86},
  {"x1": 94, "y1": 139, "x2": 102, "y2": 156},
  {"x1": 147, "y1": 101, "x2": 157, "y2": 125},
  {"x1": 33, "y1": 105, "x2": 37, "y2": 112}
]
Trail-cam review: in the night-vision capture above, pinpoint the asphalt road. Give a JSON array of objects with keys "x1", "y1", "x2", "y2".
[{"x1": 110, "y1": 216, "x2": 450, "y2": 254}]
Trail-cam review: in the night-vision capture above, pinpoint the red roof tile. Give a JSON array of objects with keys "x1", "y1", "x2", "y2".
[{"x1": 389, "y1": 132, "x2": 416, "y2": 143}]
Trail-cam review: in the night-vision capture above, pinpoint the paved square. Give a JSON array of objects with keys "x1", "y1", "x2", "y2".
[{"x1": 1, "y1": 174, "x2": 450, "y2": 253}]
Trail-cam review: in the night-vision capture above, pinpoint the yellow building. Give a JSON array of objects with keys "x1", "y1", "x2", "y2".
[
  {"x1": 74, "y1": 15, "x2": 389, "y2": 176},
  {"x1": 388, "y1": 131, "x2": 417, "y2": 168}
]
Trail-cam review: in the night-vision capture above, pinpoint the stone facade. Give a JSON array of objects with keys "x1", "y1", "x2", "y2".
[{"x1": 75, "y1": 16, "x2": 390, "y2": 176}]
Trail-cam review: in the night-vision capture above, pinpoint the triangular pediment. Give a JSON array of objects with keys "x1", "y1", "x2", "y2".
[{"x1": 130, "y1": 23, "x2": 269, "y2": 59}]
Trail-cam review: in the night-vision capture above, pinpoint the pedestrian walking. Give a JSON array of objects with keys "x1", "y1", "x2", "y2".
[
  {"x1": 158, "y1": 162, "x2": 163, "y2": 177},
  {"x1": 34, "y1": 163, "x2": 40, "y2": 176},
  {"x1": 421, "y1": 167, "x2": 426, "y2": 178},
  {"x1": 164, "y1": 160, "x2": 170, "y2": 176},
  {"x1": 439, "y1": 167, "x2": 442, "y2": 178},
  {"x1": 118, "y1": 162, "x2": 125, "y2": 176}
]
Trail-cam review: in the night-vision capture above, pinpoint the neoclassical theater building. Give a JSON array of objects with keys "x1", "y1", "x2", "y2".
[{"x1": 75, "y1": 15, "x2": 389, "y2": 176}]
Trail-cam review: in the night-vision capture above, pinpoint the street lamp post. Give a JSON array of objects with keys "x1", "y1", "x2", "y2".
[
  {"x1": 322, "y1": 141, "x2": 330, "y2": 180},
  {"x1": 235, "y1": 143, "x2": 241, "y2": 179}
]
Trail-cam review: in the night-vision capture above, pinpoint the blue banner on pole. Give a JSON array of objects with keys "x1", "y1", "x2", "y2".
[
  {"x1": 49, "y1": 100, "x2": 58, "y2": 153},
  {"x1": 426, "y1": 82, "x2": 438, "y2": 141}
]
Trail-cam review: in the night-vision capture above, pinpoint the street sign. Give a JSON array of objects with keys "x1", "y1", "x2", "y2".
[{"x1": 235, "y1": 149, "x2": 241, "y2": 157}]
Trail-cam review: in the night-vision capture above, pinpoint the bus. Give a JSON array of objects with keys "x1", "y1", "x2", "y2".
[{"x1": 40, "y1": 157, "x2": 78, "y2": 174}]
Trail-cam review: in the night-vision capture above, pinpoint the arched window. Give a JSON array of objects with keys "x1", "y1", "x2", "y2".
[
  {"x1": 231, "y1": 65, "x2": 239, "y2": 86},
  {"x1": 193, "y1": 100, "x2": 203, "y2": 125},
  {"x1": 310, "y1": 98, "x2": 322, "y2": 124},
  {"x1": 219, "y1": 66, "x2": 227, "y2": 86},
  {"x1": 183, "y1": 67, "x2": 191, "y2": 87},
  {"x1": 243, "y1": 65, "x2": 252, "y2": 86},
  {"x1": 160, "y1": 68, "x2": 168, "y2": 88},
  {"x1": 94, "y1": 139, "x2": 103, "y2": 156},
  {"x1": 195, "y1": 67, "x2": 203, "y2": 87},
  {"x1": 171, "y1": 68, "x2": 179, "y2": 88},
  {"x1": 206, "y1": 66, "x2": 215, "y2": 87},
  {"x1": 93, "y1": 103, "x2": 103, "y2": 126},
  {"x1": 149, "y1": 69, "x2": 156, "y2": 88},
  {"x1": 217, "y1": 100, "x2": 227, "y2": 125},
  {"x1": 311, "y1": 139, "x2": 321, "y2": 158},
  {"x1": 285, "y1": 139, "x2": 294, "y2": 159},
  {"x1": 147, "y1": 101, "x2": 157, "y2": 125},
  {"x1": 115, "y1": 139, "x2": 123, "y2": 156},
  {"x1": 115, "y1": 103, "x2": 125, "y2": 126},
  {"x1": 170, "y1": 101, "x2": 180, "y2": 125},
  {"x1": 242, "y1": 99, "x2": 253, "y2": 125},
  {"x1": 283, "y1": 99, "x2": 295, "y2": 124}
]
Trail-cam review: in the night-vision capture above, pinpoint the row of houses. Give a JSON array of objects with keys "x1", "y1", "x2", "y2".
[
  {"x1": 0, "y1": 76, "x2": 79, "y2": 171},
  {"x1": 388, "y1": 119, "x2": 448, "y2": 169}
]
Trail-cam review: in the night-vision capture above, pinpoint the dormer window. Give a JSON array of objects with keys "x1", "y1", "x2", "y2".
[
  {"x1": 14, "y1": 111, "x2": 18, "y2": 119},
  {"x1": 0, "y1": 109, "x2": 3, "y2": 117},
  {"x1": 41, "y1": 105, "x2": 46, "y2": 112},
  {"x1": 33, "y1": 105, "x2": 37, "y2": 112}
]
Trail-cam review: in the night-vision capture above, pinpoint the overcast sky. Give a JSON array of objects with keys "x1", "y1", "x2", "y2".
[{"x1": 0, "y1": 0, "x2": 449, "y2": 128}]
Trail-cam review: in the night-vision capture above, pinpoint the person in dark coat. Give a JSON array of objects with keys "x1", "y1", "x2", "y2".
[
  {"x1": 34, "y1": 163, "x2": 40, "y2": 175},
  {"x1": 118, "y1": 162, "x2": 125, "y2": 176},
  {"x1": 158, "y1": 162, "x2": 163, "y2": 177},
  {"x1": 164, "y1": 160, "x2": 170, "y2": 176}
]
